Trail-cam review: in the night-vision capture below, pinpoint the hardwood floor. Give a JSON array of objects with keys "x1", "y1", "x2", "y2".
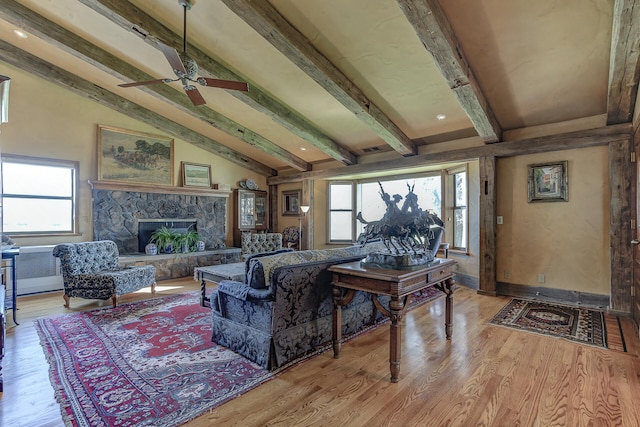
[{"x1": 2, "y1": 278, "x2": 640, "y2": 426}]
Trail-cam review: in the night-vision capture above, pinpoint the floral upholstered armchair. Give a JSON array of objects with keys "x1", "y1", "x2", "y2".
[
  {"x1": 282, "y1": 226, "x2": 299, "y2": 250},
  {"x1": 53, "y1": 240, "x2": 156, "y2": 308}
]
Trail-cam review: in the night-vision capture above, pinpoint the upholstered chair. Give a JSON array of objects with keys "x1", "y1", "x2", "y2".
[
  {"x1": 53, "y1": 240, "x2": 156, "y2": 308},
  {"x1": 282, "y1": 226, "x2": 300, "y2": 250},
  {"x1": 240, "y1": 232, "x2": 283, "y2": 259}
]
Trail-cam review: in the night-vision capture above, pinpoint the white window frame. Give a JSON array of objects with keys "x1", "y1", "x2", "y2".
[
  {"x1": 327, "y1": 181, "x2": 355, "y2": 243},
  {"x1": 1, "y1": 154, "x2": 79, "y2": 236},
  {"x1": 447, "y1": 165, "x2": 468, "y2": 252}
]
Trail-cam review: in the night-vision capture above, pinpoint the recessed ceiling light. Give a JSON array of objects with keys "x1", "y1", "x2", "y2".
[
  {"x1": 436, "y1": 114, "x2": 446, "y2": 120},
  {"x1": 13, "y1": 29, "x2": 28, "y2": 39},
  {"x1": 300, "y1": 147, "x2": 307, "y2": 151}
]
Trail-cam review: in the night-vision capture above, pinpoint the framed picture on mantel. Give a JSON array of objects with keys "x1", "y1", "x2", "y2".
[
  {"x1": 527, "y1": 161, "x2": 568, "y2": 203},
  {"x1": 98, "y1": 125, "x2": 174, "y2": 186},
  {"x1": 181, "y1": 162, "x2": 211, "y2": 188}
]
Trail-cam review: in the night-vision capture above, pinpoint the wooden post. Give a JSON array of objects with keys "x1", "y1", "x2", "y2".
[{"x1": 479, "y1": 155, "x2": 497, "y2": 295}]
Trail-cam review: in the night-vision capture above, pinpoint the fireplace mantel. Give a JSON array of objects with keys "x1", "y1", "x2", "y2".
[{"x1": 88, "y1": 180, "x2": 232, "y2": 197}]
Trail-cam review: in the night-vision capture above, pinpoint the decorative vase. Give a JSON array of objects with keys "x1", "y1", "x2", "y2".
[
  {"x1": 197, "y1": 240, "x2": 206, "y2": 251},
  {"x1": 144, "y1": 243, "x2": 158, "y2": 255}
]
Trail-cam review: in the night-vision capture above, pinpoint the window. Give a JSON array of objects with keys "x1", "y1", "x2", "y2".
[
  {"x1": 2, "y1": 155, "x2": 78, "y2": 235},
  {"x1": 328, "y1": 182, "x2": 354, "y2": 242},
  {"x1": 328, "y1": 174, "x2": 442, "y2": 243},
  {"x1": 356, "y1": 175, "x2": 441, "y2": 237},
  {"x1": 450, "y1": 167, "x2": 468, "y2": 251}
]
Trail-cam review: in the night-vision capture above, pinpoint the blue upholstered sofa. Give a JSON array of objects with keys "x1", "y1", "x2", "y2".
[
  {"x1": 209, "y1": 241, "x2": 389, "y2": 369},
  {"x1": 53, "y1": 240, "x2": 156, "y2": 308}
]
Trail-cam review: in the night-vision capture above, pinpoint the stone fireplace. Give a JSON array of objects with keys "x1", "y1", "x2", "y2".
[{"x1": 91, "y1": 182, "x2": 230, "y2": 254}]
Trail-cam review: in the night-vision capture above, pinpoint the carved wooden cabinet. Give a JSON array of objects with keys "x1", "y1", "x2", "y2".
[{"x1": 234, "y1": 189, "x2": 268, "y2": 247}]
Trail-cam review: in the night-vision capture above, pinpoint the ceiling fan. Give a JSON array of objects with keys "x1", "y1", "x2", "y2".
[{"x1": 118, "y1": 0, "x2": 249, "y2": 106}]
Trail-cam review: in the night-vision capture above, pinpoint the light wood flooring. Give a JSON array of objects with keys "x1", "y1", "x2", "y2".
[{"x1": 2, "y1": 278, "x2": 640, "y2": 426}]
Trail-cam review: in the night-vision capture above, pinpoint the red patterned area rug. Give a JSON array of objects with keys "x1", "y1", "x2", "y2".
[
  {"x1": 489, "y1": 299, "x2": 609, "y2": 349},
  {"x1": 36, "y1": 292, "x2": 274, "y2": 427}
]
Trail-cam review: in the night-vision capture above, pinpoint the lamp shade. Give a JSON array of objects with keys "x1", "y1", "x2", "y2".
[{"x1": 300, "y1": 205, "x2": 310, "y2": 213}]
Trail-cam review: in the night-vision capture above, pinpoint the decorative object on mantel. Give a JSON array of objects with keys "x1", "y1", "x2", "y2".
[
  {"x1": 357, "y1": 182, "x2": 445, "y2": 268},
  {"x1": 98, "y1": 125, "x2": 174, "y2": 186},
  {"x1": 181, "y1": 161, "x2": 211, "y2": 188},
  {"x1": 527, "y1": 161, "x2": 568, "y2": 203},
  {"x1": 239, "y1": 180, "x2": 247, "y2": 189}
]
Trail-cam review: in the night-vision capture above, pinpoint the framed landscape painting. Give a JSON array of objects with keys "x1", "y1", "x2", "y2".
[
  {"x1": 181, "y1": 162, "x2": 211, "y2": 188},
  {"x1": 98, "y1": 125, "x2": 174, "y2": 186},
  {"x1": 527, "y1": 161, "x2": 568, "y2": 203}
]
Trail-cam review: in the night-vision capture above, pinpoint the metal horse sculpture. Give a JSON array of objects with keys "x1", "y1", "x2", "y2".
[{"x1": 357, "y1": 182, "x2": 444, "y2": 256}]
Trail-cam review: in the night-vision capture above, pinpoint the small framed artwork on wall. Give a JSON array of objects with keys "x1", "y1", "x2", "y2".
[
  {"x1": 527, "y1": 161, "x2": 568, "y2": 203},
  {"x1": 282, "y1": 190, "x2": 301, "y2": 216},
  {"x1": 181, "y1": 162, "x2": 211, "y2": 188}
]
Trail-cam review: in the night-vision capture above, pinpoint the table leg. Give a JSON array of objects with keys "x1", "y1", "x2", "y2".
[
  {"x1": 200, "y1": 278, "x2": 209, "y2": 308},
  {"x1": 443, "y1": 277, "x2": 454, "y2": 339},
  {"x1": 11, "y1": 260, "x2": 18, "y2": 326},
  {"x1": 332, "y1": 287, "x2": 343, "y2": 358},
  {"x1": 389, "y1": 296, "x2": 405, "y2": 383}
]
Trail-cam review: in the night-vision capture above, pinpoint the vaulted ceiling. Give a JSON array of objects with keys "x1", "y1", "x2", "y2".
[{"x1": 0, "y1": 0, "x2": 639, "y2": 179}]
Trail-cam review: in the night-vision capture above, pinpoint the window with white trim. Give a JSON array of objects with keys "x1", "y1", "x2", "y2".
[
  {"x1": 450, "y1": 167, "x2": 468, "y2": 251},
  {"x1": 2, "y1": 155, "x2": 78, "y2": 235},
  {"x1": 328, "y1": 182, "x2": 354, "y2": 243}
]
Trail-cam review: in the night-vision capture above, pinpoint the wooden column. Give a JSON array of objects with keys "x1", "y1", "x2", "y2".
[
  {"x1": 301, "y1": 180, "x2": 314, "y2": 250},
  {"x1": 478, "y1": 155, "x2": 497, "y2": 295},
  {"x1": 609, "y1": 137, "x2": 633, "y2": 313}
]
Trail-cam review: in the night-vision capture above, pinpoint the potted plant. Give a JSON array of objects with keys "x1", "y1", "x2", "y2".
[
  {"x1": 176, "y1": 230, "x2": 200, "y2": 253},
  {"x1": 149, "y1": 226, "x2": 179, "y2": 253}
]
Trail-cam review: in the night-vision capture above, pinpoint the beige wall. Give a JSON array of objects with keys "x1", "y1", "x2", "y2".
[
  {"x1": 0, "y1": 61, "x2": 265, "y2": 249},
  {"x1": 496, "y1": 146, "x2": 610, "y2": 295}
]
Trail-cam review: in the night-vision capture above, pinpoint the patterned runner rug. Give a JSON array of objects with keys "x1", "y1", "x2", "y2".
[
  {"x1": 489, "y1": 299, "x2": 609, "y2": 349},
  {"x1": 37, "y1": 287, "x2": 446, "y2": 426}
]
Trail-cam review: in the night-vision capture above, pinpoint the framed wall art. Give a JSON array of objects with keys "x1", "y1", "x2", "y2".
[
  {"x1": 181, "y1": 161, "x2": 211, "y2": 188},
  {"x1": 527, "y1": 161, "x2": 568, "y2": 203},
  {"x1": 98, "y1": 125, "x2": 174, "y2": 186},
  {"x1": 282, "y1": 190, "x2": 301, "y2": 216}
]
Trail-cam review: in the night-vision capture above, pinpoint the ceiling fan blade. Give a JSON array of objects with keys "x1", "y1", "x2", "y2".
[
  {"x1": 184, "y1": 86, "x2": 206, "y2": 106},
  {"x1": 157, "y1": 41, "x2": 187, "y2": 75},
  {"x1": 118, "y1": 79, "x2": 169, "y2": 88},
  {"x1": 197, "y1": 77, "x2": 249, "y2": 92}
]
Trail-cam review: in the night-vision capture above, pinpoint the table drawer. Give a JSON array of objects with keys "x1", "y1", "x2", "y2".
[{"x1": 428, "y1": 266, "x2": 452, "y2": 283}]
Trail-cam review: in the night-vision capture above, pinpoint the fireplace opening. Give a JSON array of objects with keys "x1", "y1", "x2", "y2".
[{"x1": 138, "y1": 219, "x2": 197, "y2": 253}]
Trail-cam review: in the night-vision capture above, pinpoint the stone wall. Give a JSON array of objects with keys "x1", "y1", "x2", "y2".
[{"x1": 92, "y1": 189, "x2": 227, "y2": 254}]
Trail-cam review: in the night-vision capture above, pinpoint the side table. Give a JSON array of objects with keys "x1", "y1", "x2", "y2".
[{"x1": 2, "y1": 248, "x2": 19, "y2": 326}]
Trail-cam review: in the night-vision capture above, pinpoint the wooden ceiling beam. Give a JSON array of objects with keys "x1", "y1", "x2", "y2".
[
  {"x1": 396, "y1": 0, "x2": 502, "y2": 143},
  {"x1": 76, "y1": 0, "x2": 358, "y2": 166},
  {"x1": 268, "y1": 124, "x2": 631, "y2": 185},
  {"x1": 0, "y1": 0, "x2": 310, "y2": 172},
  {"x1": 221, "y1": 0, "x2": 417, "y2": 157},
  {"x1": 0, "y1": 40, "x2": 276, "y2": 176},
  {"x1": 607, "y1": 0, "x2": 640, "y2": 124}
]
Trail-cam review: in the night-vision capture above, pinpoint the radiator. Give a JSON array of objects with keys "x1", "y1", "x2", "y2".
[{"x1": 15, "y1": 245, "x2": 63, "y2": 295}]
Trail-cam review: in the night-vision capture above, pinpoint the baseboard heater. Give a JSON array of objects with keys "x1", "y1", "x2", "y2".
[{"x1": 16, "y1": 245, "x2": 63, "y2": 295}]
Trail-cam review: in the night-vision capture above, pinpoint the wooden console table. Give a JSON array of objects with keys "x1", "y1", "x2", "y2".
[{"x1": 329, "y1": 258, "x2": 456, "y2": 382}]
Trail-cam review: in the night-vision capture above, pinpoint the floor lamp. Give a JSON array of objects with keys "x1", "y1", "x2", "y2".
[{"x1": 298, "y1": 205, "x2": 310, "y2": 250}]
